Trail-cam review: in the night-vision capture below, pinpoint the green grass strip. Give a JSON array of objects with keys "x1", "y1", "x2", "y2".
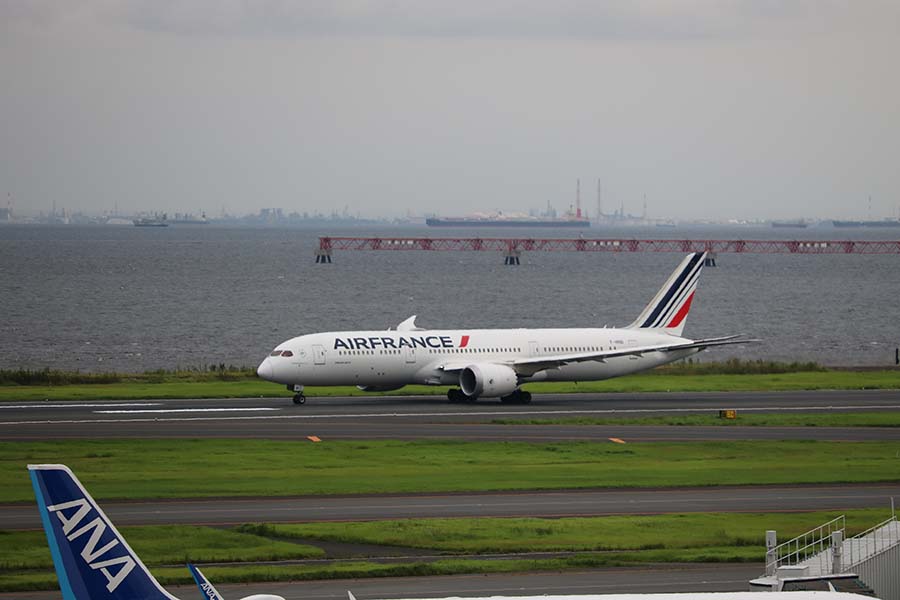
[
  {"x1": 492, "y1": 412, "x2": 900, "y2": 428},
  {"x1": 2, "y1": 439, "x2": 900, "y2": 503},
  {"x1": 2, "y1": 370, "x2": 900, "y2": 402},
  {"x1": 246, "y1": 509, "x2": 889, "y2": 554}
]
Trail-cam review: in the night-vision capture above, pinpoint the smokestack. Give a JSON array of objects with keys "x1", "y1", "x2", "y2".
[{"x1": 576, "y1": 179, "x2": 582, "y2": 218}]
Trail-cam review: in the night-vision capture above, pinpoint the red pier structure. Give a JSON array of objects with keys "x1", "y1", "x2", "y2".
[{"x1": 315, "y1": 236, "x2": 900, "y2": 264}]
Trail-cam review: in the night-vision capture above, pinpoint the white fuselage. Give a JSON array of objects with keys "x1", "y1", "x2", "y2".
[{"x1": 257, "y1": 327, "x2": 700, "y2": 390}]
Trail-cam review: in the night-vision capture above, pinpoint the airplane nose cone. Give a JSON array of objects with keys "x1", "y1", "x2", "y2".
[{"x1": 257, "y1": 359, "x2": 274, "y2": 381}]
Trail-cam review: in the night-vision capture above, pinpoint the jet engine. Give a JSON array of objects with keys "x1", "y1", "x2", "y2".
[
  {"x1": 459, "y1": 363, "x2": 518, "y2": 398},
  {"x1": 357, "y1": 385, "x2": 406, "y2": 392}
]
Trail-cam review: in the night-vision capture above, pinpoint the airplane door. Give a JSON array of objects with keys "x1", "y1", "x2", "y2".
[
  {"x1": 528, "y1": 341, "x2": 539, "y2": 357},
  {"x1": 313, "y1": 345, "x2": 326, "y2": 365},
  {"x1": 405, "y1": 347, "x2": 416, "y2": 364}
]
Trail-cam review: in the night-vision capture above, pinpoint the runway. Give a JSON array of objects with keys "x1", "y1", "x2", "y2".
[
  {"x1": 1, "y1": 389, "x2": 899, "y2": 440},
  {"x1": 4, "y1": 483, "x2": 898, "y2": 530},
  {"x1": 0, "y1": 564, "x2": 764, "y2": 600}
]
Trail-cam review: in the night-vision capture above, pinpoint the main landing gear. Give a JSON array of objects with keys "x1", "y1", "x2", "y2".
[
  {"x1": 501, "y1": 390, "x2": 532, "y2": 404},
  {"x1": 446, "y1": 388, "x2": 532, "y2": 404},
  {"x1": 288, "y1": 385, "x2": 306, "y2": 405},
  {"x1": 447, "y1": 388, "x2": 476, "y2": 404}
]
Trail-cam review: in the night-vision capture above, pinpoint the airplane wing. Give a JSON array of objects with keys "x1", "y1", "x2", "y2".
[
  {"x1": 511, "y1": 335, "x2": 756, "y2": 375},
  {"x1": 435, "y1": 335, "x2": 756, "y2": 376}
]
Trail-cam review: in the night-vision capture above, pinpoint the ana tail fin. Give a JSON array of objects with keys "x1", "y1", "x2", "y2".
[
  {"x1": 627, "y1": 252, "x2": 706, "y2": 337},
  {"x1": 28, "y1": 464, "x2": 180, "y2": 600},
  {"x1": 188, "y1": 564, "x2": 224, "y2": 600}
]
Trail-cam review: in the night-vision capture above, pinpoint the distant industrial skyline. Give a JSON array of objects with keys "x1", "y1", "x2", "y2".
[{"x1": 2, "y1": 2, "x2": 898, "y2": 221}]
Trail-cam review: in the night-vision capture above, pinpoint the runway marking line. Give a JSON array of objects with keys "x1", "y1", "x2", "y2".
[
  {"x1": 94, "y1": 408, "x2": 281, "y2": 414},
  {"x1": 4, "y1": 404, "x2": 900, "y2": 426},
  {"x1": 0, "y1": 402, "x2": 160, "y2": 409}
]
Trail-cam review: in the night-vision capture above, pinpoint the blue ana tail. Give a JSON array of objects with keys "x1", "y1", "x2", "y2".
[
  {"x1": 188, "y1": 563, "x2": 224, "y2": 600},
  {"x1": 28, "y1": 464, "x2": 180, "y2": 600}
]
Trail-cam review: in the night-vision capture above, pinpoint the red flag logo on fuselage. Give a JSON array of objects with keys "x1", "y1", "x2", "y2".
[{"x1": 460, "y1": 335, "x2": 470, "y2": 348}]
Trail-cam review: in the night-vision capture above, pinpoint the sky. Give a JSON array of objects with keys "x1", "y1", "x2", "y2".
[{"x1": 2, "y1": 1, "x2": 899, "y2": 221}]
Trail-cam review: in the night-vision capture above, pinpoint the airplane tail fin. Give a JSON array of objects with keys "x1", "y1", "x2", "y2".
[
  {"x1": 188, "y1": 564, "x2": 224, "y2": 600},
  {"x1": 28, "y1": 464, "x2": 180, "y2": 600},
  {"x1": 627, "y1": 252, "x2": 706, "y2": 337}
]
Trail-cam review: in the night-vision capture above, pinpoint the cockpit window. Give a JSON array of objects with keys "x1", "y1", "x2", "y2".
[
  {"x1": 269, "y1": 350, "x2": 283, "y2": 356},
  {"x1": 281, "y1": 350, "x2": 294, "y2": 357}
]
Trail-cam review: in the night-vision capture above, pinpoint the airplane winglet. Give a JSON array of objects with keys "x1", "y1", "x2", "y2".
[{"x1": 188, "y1": 564, "x2": 224, "y2": 600}]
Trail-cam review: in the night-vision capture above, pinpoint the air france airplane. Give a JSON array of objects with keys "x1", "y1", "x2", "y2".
[
  {"x1": 30, "y1": 464, "x2": 875, "y2": 600},
  {"x1": 257, "y1": 252, "x2": 753, "y2": 405}
]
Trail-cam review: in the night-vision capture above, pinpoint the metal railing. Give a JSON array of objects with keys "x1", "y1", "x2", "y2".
[
  {"x1": 766, "y1": 516, "x2": 845, "y2": 575},
  {"x1": 844, "y1": 515, "x2": 900, "y2": 569}
]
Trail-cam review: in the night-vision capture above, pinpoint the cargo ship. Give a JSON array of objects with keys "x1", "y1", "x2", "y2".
[
  {"x1": 133, "y1": 214, "x2": 168, "y2": 227},
  {"x1": 171, "y1": 212, "x2": 209, "y2": 225},
  {"x1": 426, "y1": 215, "x2": 590, "y2": 228},
  {"x1": 832, "y1": 219, "x2": 900, "y2": 228},
  {"x1": 771, "y1": 220, "x2": 808, "y2": 228}
]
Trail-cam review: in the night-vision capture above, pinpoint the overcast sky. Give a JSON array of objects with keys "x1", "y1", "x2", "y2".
[{"x1": 2, "y1": 1, "x2": 899, "y2": 220}]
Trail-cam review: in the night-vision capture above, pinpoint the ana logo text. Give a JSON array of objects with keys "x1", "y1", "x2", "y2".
[
  {"x1": 199, "y1": 582, "x2": 219, "y2": 600},
  {"x1": 47, "y1": 498, "x2": 136, "y2": 593}
]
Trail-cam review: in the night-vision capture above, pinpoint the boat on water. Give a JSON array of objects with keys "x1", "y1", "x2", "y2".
[
  {"x1": 771, "y1": 220, "x2": 808, "y2": 228},
  {"x1": 133, "y1": 214, "x2": 168, "y2": 227},
  {"x1": 172, "y1": 212, "x2": 209, "y2": 225},
  {"x1": 426, "y1": 216, "x2": 590, "y2": 228},
  {"x1": 832, "y1": 219, "x2": 900, "y2": 228}
]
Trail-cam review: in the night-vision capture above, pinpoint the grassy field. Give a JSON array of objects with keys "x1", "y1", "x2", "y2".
[
  {"x1": 3, "y1": 439, "x2": 900, "y2": 503},
  {"x1": 1, "y1": 367, "x2": 899, "y2": 402},
  {"x1": 243, "y1": 509, "x2": 889, "y2": 554},
  {"x1": 492, "y1": 412, "x2": 900, "y2": 427},
  {"x1": 2, "y1": 509, "x2": 891, "y2": 592}
]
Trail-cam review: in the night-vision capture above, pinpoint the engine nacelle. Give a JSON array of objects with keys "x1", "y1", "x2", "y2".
[
  {"x1": 357, "y1": 385, "x2": 406, "y2": 392},
  {"x1": 239, "y1": 595, "x2": 287, "y2": 600},
  {"x1": 459, "y1": 363, "x2": 518, "y2": 398}
]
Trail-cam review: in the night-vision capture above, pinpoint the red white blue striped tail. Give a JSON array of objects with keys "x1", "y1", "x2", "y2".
[{"x1": 627, "y1": 252, "x2": 706, "y2": 337}]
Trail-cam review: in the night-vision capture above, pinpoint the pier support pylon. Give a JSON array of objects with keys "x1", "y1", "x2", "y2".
[
  {"x1": 315, "y1": 249, "x2": 332, "y2": 264},
  {"x1": 503, "y1": 250, "x2": 521, "y2": 265}
]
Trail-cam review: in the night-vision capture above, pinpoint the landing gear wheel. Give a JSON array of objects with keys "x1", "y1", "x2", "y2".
[
  {"x1": 501, "y1": 390, "x2": 532, "y2": 405},
  {"x1": 292, "y1": 394, "x2": 306, "y2": 405},
  {"x1": 448, "y1": 389, "x2": 476, "y2": 403}
]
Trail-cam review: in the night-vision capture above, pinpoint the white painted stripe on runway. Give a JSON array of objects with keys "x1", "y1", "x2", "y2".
[
  {"x1": 0, "y1": 403, "x2": 161, "y2": 409},
  {"x1": 94, "y1": 408, "x2": 281, "y2": 414},
  {"x1": 2, "y1": 404, "x2": 899, "y2": 425}
]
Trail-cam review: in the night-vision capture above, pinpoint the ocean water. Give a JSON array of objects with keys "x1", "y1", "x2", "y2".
[{"x1": 1, "y1": 223, "x2": 898, "y2": 372}]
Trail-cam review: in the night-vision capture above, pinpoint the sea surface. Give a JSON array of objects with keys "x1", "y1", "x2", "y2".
[{"x1": 1, "y1": 223, "x2": 898, "y2": 372}]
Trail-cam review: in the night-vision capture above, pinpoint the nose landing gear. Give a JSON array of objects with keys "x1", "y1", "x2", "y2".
[{"x1": 288, "y1": 385, "x2": 306, "y2": 405}]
